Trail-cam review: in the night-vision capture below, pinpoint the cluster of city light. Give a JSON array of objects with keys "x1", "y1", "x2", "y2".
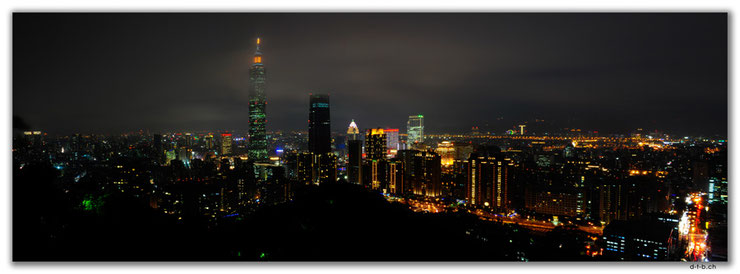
[
  {"x1": 628, "y1": 170, "x2": 668, "y2": 177},
  {"x1": 681, "y1": 193, "x2": 710, "y2": 262},
  {"x1": 679, "y1": 211, "x2": 690, "y2": 235},
  {"x1": 637, "y1": 142, "x2": 664, "y2": 149}
]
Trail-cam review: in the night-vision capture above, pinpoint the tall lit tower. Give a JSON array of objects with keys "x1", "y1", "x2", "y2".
[
  {"x1": 347, "y1": 119, "x2": 360, "y2": 140},
  {"x1": 301, "y1": 93, "x2": 336, "y2": 185},
  {"x1": 347, "y1": 120, "x2": 362, "y2": 184},
  {"x1": 518, "y1": 124, "x2": 526, "y2": 135},
  {"x1": 385, "y1": 128, "x2": 399, "y2": 156},
  {"x1": 308, "y1": 94, "x2": 331, "y2": 154},
  {"x1": 221, "y1": 133, "x2": 233, "y2": 156},
  {"x1": 248, "y1": 37, "x2": 268, "y2": 162},
  {"x1": 407, "y1": 115, "x2": 424, "y2": 148}
]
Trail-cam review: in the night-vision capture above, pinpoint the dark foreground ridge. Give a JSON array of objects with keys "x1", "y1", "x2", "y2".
[{"x1": 14, "y1": 163, "x2": 595, "y2": 261}]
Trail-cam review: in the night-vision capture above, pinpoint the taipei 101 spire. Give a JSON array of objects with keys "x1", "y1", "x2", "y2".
[{"x1": 248, "y1": 37, "x2": 268, "y2": 162}]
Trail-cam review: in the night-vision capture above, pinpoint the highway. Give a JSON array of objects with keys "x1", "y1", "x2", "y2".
[
  {"x1": 389, "y1": 196, "x2": 603, "y2": 235},
  {"x1": 680, "y1": 193, "x2": 709, "y2": 261}
]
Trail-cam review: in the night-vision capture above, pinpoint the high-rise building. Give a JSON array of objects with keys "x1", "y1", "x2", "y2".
[
  {"x1": 603, "y1": 220, "x2": 676, "y2": 260},
  {"x1": 347, "y1": 120, "x2": 362, "y2": 184},
  {"x1": 467, "y1": 155, "x2": 512, "y2": 210},
  {"x1": 315, "y1": 153, "x2": 338, "y2": 185},
  {"x1": 365, "y1": 128, "x2": 387, "y2": 161},
  {"x1": 221, "y1": 133, "x2": 233, "y2": 155},
  {"x1": 347, "y1": 140, "x2": 362, "y2": 184},
  {"x1": 296, "y1": 151, "x2": 337, "y2": 186},
  {"x1": 308, "y1": 94, "x2": 331, "y2": 154},
  {"x1": 387, "y1": 160, "x2": 405, "y2": 195},
  {"x1": 435, "y1": 141, "x2": 455, "y2": 167},
  {"x1": 347, "y1": 119, "x2": 359, "y2": 140},
  {"x1": 295, "y1": 93, "x2": 337, "y2": 186},
  {"x1": 708, "y1": 177, "x2": 728, "y2": 205},
  {"x1": 296, "y1": 152, "x2": 315, "y2": 185},
  {"x1": 204, "y1": 134, "x2": 214, "y2": 150},
  {"x1": 407, "y1": 115, "x2": 424, "y2": 147},
  {"x1": 248, "y1": 37, "x2": 268, "y2": 162},
  {"x1": 409, "y1": 150, "x2": 441, "y2": 197},
  {"x1": 385, "y1": 128, "x2": 399, "y2": 157},
  {"x1": 254, "y1": 163, "x2": 291, "y2": 205}
]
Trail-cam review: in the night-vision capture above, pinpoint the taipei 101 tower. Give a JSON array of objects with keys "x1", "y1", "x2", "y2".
[{"x1": 248, "y1": 37, "x2": 268, "y2": 162}]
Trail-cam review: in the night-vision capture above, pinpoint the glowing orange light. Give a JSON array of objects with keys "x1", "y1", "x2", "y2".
[
  {"x1": 254, "y1": 56, "x2": 262, "y2": 63},
  {"x1": 257, "y1": 37, "x2": 261, "y2": 45},
  {"x1": 371, "y1": 128, "x2": 385, "y2": 135}
]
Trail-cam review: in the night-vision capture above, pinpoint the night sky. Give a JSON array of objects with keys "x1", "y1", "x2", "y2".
[{"x1": 13, "y1": 13, "x2": 727, "y2": 136}]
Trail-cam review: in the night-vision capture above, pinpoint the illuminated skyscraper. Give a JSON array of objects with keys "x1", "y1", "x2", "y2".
[
  {"x1": 364, "y1": 128, "x2": 388, "y2": 189},
  {"x1": 347, "y1": 120, "x2": 362, "y2": 184},
  {"x1": 467, "y1": 154, "x2": 512, "y2": 210},
  {"x1": 399, "y1": 150, "x2": 441, "y2": 197},
  {"x1": 387, "y1": 160, "x2": 405, "y2": 195},
  {"x1": 365, "y1": 128, "x2": 387, "y2": 161},
  {"x1": 308, "y1": 94, "x2": 331, "y2": 154},
  {"x1": 248, "y1": 37, "x2": 268, "y2": 162},
  {"x1": 385, "y1": 128, "x2": 399, "y2": 157},
  {"x1": 347, "y1": 119, "x2": 359, "y2": 140},
  {"x1": 407, "y1": 115, "x2": 424, "y2": 147},
  {"x1": 295, "y1": 93, "x2": 337, "y2": 186},
  {"x1": 221, "y1": 133, "x2": 233, "y2": 156}
]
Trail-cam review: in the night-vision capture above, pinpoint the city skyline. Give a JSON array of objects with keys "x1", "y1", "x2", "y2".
[
  {"x1": 13, "y1": 13, "x2": 727, "y2": 136},
  {"x1": 11, "y1": 12, "x2": 729, "y2": 263}
]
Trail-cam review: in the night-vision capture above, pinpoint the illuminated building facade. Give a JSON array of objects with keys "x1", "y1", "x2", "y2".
[
  {"x1": 435, "y1": 141, "x2": 455, "y2": 167},
  {"x1": 525, "y1": 191, "x2": 578, "y2": 217},
  {"x1": 368, "y1": 159, "x2": 384, "y2": 190},
  {"x1": 294, "y1": 93, "x2": 338, "y2": 186},
  {"x1": 314, "y1": 152, "x2": 338, "y2": 185},
  {"x1": 220, "y1": 133, "x2": 233, "y2": 155},
  {"x1": 406, "y1": 115, "x2": 424, "y2": 147},
  {"x1": 387, "y1": 160, "x2": 405, "y2": 195},
  {"x1": 708, "y1": 177, "x2": 728, "y2": 205},
  {"x1": 365, "y1": 128, "x2": 387, "y2": 161},
  {"x1": 308, "y1": 94, "x2": 331, "y2": 154},
  {"x1": 603, "y1": 220, "x2": 675, "y2": 260},
  {"x1": 347, "y1": 119, "x2": 359, "y2": 140},
  {"x1": 204, "y1": 134, "x2": 214, "y2": 150},
  {"x1": 466, "y1": 155, "x2": 512, "y2": 210},
  {"x1": 296, "y1": 152, "x2": 315, "y2": 185},
  {"x1": 347, "y1": 120, "x2": 362, "y2": 184},
  {"x1": 296, "y1": 152, "x2": 338, "y2": 186},
  {"x1": 248, "y1": 37, "x2": 268, "y2": 162},
  {"x1": 406, "y1": 150, "x2": 441, "y2": 197},
  {"x1": 363, "y1": 129, "x2": 387, "y2": 190},
  {"x1": 385, "y1": 128, "x2": 399, "y2": 157},
  {"x1": 254, "y1": 163, "x2": 291, "y2": 205}
]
